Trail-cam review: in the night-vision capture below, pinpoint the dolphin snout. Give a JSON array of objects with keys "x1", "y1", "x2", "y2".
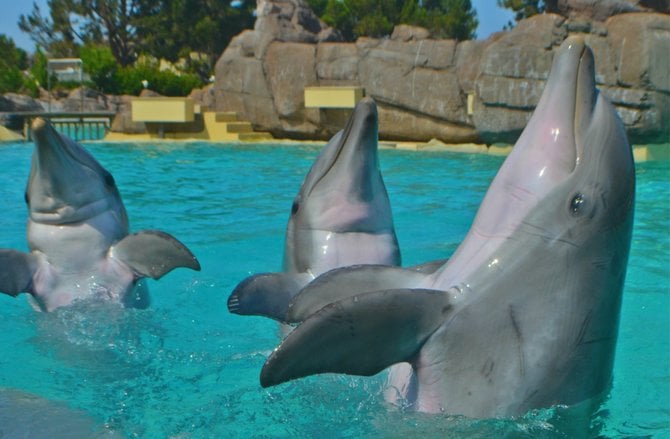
[
  {"x1": 31, "y1": 117, "x2": 56, "y2": 145},
  {"x1": 563, "y1": 35, "x2": 585, "y2": 57},
  {"x1": 357, "y1": 97, "x2": 376, "y2": 115},
  {"x1": 31, "y1": 117, "x2": 48, "y2": 133},
  {"x1": 351, "y1": 97, "x2": 378, "y2": 141}
]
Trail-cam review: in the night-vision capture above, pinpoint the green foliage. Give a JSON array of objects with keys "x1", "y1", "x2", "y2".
[
  {"x1": 79, "y1": 44, "x2": 119, "y2": 93},
  {"x1": 114, "y1": 61, "x2": 203, "y2": 97},
  {"x1": 309, "y1": 0, "x2": 477, "y2": 41},
  {"x1": 307, "y1": 0, "x2": 329, "y2": 16},
  {"x1": 19, "y1": 0, "x2": 139, "y2": 65},
  {"x1": 0, "y1": 34, "x2": 38, "y2": 95},
  {"x1": 0, "y1": 36, "x2": 25, "y2": 93},
  {"x1": 19, "y1": 0, "x2": 86, "y2": 58},
  {"x1": 134, "y1": 0, "x2": 255, "y2": 80},
  {"x1": 0, "y1": 69, "x2": 24, "y2": 95},
  {"x1": 30, "y1": 49, "x2": 50, "y2": 89},
  {"x1": 497, "y1": 0, "x2": 549, "y2": 26},
  {"x1": 19, "y1": 0, "x2": 255, "y2": 77}
]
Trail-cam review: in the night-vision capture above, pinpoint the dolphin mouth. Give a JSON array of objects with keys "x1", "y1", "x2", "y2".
[
  {"x1": 507, "y1": 36, "x2": 596, "y2": 191},
  {"x1": 29, "y1": 198, "x2": 112, "y2": 224},
  {"x1": 554, "y1": 36, "x2": 597, "y2": 177},
  {"x1": 28, "y1": 118, "x2": 117, "y2": 224},
  {"x1": 572, "y1": 41, "x2": 598, "y2": 167}
]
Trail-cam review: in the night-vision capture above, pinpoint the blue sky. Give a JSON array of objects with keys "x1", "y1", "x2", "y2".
[{"x1": 0, "y1": 0, "x2": 515, "y2": 52}]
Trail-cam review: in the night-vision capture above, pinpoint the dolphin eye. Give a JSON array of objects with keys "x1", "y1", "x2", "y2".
[
  {"x1": 291, "y1": 200, "x2": 300, "y2": 215},
  {"x1": 103, "y1": 172, "x2": 116, "y2": 188},
  {"x1": 570, "y1": 193, "x2": 585, "y2": 216},
  {"x1": 291, "y1": 195, "x2": 302, "y2": 215}
]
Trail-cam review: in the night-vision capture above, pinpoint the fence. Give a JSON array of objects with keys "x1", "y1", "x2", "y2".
[{"x1": 3, "y1": 112, "x2": 117, "y2": 141}]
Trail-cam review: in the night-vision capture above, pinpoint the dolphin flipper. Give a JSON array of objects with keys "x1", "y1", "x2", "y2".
[
  {"x1": 287, "y1": 265, "x2": 431, "y2": 323},
  {"x1": 111, "y1": 230, "x2": 201, "y2": 279},
  {"x1": 261, "y1": 288, "x2": 452, "y2": 388},
  {"x1": 0, "y1": 250, "x2": 38, "y2": 296},
  {"x1": 228, "y1": 272, "x2": 313, "y2": 320}
]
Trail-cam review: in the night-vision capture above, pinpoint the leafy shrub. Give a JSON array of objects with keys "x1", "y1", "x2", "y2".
[
  {"x1": 81, "y1": 53, "x2": 203, "y2": 96},
  {"x1": 114, "y1": 62, "x2": 203, "y2": 96},
  {"x1": 0, "y1": 35, "x2": 28, "y2": 94},
  {"x1": 310, "y1": 0, "x2": 477, "y2": 41},
  {"x1": 80, "y1": 44, "x2": 119, "y2": 94}
]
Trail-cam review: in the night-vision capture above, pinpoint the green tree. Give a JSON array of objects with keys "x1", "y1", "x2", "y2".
[
  {"x1": 19, "y1": 0, "x2": 140, "y2": 66},
  {"x1": 18, "y1": 1, "x2": 82, "y2": 57},
  {"x1": 114, "y1": 60, "x2": 202, "y2": 96},
  {"x1": 0, "y1": 35, "x2": 30, "y2": 94},
  {"x1": 19, "y1": 0, "x2": 255, "y2": 80},
  {"x1": 412, "y1": 0, "x2": 479, "y2": 40},
  {"x1": 79, "y1": 43, "x2": 119, "y2": 93},
  {"x1": 30, "y1": 48, "x2": 51, "y2": 90},
  {"x1": 310, "y1": 0, "x2": 477, "y2": 41},
  {"x1": 497, "y1": 0, "x2": 557, "y2": 25},
  {"x1": 134, "y1": 0, "x2": 255, "y2": 79}
]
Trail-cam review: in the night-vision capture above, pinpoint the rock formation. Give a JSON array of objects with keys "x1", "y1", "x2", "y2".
[
  {"x1": 548, "y1": 0, "x2": 668, "y2": 21},
  {"x1": 214, "y1": 0, "x2": 670, "y2": 144},
  {"x1": 475, "y1": 12, "x2": 670, "y2": 143},
  {"x1": 2, "y1": 0, "x2": 667, "y2": 145}
]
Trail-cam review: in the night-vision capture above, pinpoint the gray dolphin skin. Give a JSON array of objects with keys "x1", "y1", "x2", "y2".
[
  {"x1": 259, "y1": 36, "x2": 635, "y2": 418},
  {"x1": 227, "y1": 97, "x2": 401, "y2": 321},
  {"x1": 0, "y1": 118, "x2": 201, "y2": 311},
  {"x1": 0, "y1": 388, "x2": 122, "y2": 438}
]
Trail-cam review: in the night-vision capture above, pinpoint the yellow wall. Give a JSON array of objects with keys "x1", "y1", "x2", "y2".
[
  {"x1": 132, "y1": 98, "x2": 195, "y2": 123},
  {"x1": 304, "y1": 86, "x2": 364, "y2": 109}
]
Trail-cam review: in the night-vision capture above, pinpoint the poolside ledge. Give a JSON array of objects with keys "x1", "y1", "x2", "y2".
[
  {"x1": 0, "y1": 125, "x2": 23, "y2": 142},
  {"x1": 105, "y1": 97, "x2": 273, "y2": 142},
  {"x1": 102, "y1": 128, "x2": 669, "y2": 162},
  {"x1": 379, "y1": 139, "x2": 667, "y2": 162}
]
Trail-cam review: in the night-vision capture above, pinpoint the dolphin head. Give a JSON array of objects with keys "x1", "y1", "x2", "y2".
[
  {"x1": 26, "y1": 118, "x2": 128, "y2": 228},
  {"x1": 228, "y1": 97, "x2": 400, "y2": 320},
  {"x1": 491, "y1": 35, "x2": 635, "y2": 257},
  {"x1": 554, "y1": 37, "x2": 635, "y2": 243},
  {"x1": 438, "y1": 36, "x2": 635, "y2": 284},
  {"x1": 284, "y1": 97, "x2": 399, "y2": 273},
  {"x1": 289, "y1": 97, "x2": 393, "y2": 234}
]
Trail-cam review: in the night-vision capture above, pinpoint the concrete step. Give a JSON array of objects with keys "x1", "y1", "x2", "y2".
[
  {"x1": 215, "y1": 112, "x2": 238, "y2": 122},
  {"x1": 226, "y1": 122, "x2": 254, "y2": 133}
]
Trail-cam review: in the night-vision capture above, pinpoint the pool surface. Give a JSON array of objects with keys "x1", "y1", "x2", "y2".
[{"x1": 0, "y1": 140, "x2": 667, "y2": 437}]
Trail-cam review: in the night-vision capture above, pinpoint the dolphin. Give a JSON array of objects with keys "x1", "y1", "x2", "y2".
[
  {"x1": 258, "y1": 36, "x2": 635, "y2": 418},
  {"x1": 227, "y1": 97, "x2": 401, "y2": 321},
  {"x1": 0, "y1": 118, "x2": 200, "y2": 312},
  {"x1": 0, "y1": 388, "x2": 122, "y2": 438}
]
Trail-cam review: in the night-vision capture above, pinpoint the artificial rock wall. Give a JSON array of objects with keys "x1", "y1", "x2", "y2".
[{"x1": 213, "y1": 0, "x2": 670, "y2": 144}]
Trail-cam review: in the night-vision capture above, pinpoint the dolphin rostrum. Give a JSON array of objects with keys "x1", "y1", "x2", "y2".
[
  {"x1": 0, "y1": 118, "x2": 200, "y2": 311},
  {"x1": 227, "y1": 97, "x2": 401, "y2": 321},
  {"x1": 258, "y1": 36, "x2": 635, "y2": 418}
]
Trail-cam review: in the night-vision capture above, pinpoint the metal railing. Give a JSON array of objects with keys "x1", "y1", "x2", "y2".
[{"x1": 2, "y1": 111, "x2": 117, "y2": 141}]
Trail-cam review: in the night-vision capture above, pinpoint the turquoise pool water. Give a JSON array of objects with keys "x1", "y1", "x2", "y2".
[{"x1": 0, "y1": 140, "x2": 667, "y2": 438}]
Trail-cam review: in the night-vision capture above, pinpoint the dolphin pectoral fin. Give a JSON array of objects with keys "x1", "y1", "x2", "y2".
[
  {"x1": 261, "y1": 288, "x2": 451, "y2": 388},
  {"x1": 228, "y1": 272, "x2": 312, "y2": 321},
  {"x1": 0, "y1": 250, "x2": 38, "y2": 296},
  {"x1": 111, "y1": 230, "x2": 201, "y2": 279},
  {"x1": 287, "y1": 265, "x2": 431, "y2": 323}
]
